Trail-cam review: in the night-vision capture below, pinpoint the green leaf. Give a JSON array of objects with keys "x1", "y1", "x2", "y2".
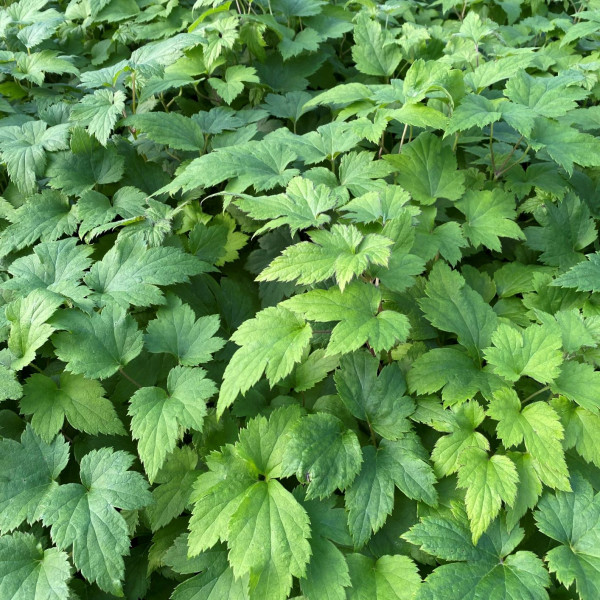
[
  {"x1": 0, "y1": 121, "x2": 69, "y2": 194},
  {"x1": 42, "y1": 448, "x2": 152, "y2": 595},
  {"x1": 420, "y1": 262, "x2": 498, "y2": 363},
  {"x1": 5, "y1": 290, "x2": 62, "y2": 371},
  {"x1": 455, "y1": 189, "x2": 524, "y2": 251},
  {"x1": 0, "y1": 532, "x2": 71, "y2": 600},
  {"x1": 335, "y1": 350, "x2": 414, "y2": 440},
  {"x1": 188, "y1": 446, "x2": 257, "y2": 556},
  {"x1": 529, "y1": 118, "x2": 600, "y2": 175},
  {"x1": 351, "y1": 13, "x2": 401, "y2": 77},
  {"x1": 70, "y1": 89, "x2": 126, "y2": 146},
  {"x1": 234, "y1": 176, "x2": 337, "y2": 236},
  {"x1": 408, "y1": 347, "x2": 503, "y2": 407},
  {"x1": 52, "y1": 305, "x2": 144, "y2": 379},
  {"x1": 535, "y1": 475, "x2": 600, "y2": 600},
  {"x1": 296, "y1": 491, "x2": 352, "y2": 600},
  {"x1": 553, "y1": 396, "x2": 600, "y2": 468},
  {"x1": 483, "y1": 322, "x2": 563, "y2": 384},
  {"x1": 146, "y1": 447, "x2": 200, "y2": 532},
  {"x1": 282, "y1": 281, "x2": 410, "y2": 356},
  {"x1": 282, "y1": 412, "x2": 362, "y2": 499},
  {"x1": 236, "y1": 406, "x2": 303, "y2": 479},
  {"x1": 0, "y1": 426, "x2": 68, "y2": 533},
  {"x1": 406, "y1": 510, "x2": 550, "y2": 600},
  {"x1": 121, "y1": 112, "x2": 205, "y2": 152},
  {"x1": 346, "y1": 554, "x2": 421, "y2": 600},
  {"x1": 85, "y1": 238, "x2": 207, "y2": 308},
  {"x1": 3, "y1": 239, "x2": 93, "y2": 309},
  {"x1": 129, "y1": 366, "x2": 215, "y2": 482},
  {"x1": 446, "y1": 94, "x2": 503, "y2": 136},
  {"x1": 0, "y1": 365, "x2": 22, "y2": 402},
  {"x1": 384, "y1": 133, "x2": 465, "y2": 205},
  {"x1": 227, "y1": 480, "x2": 311, "y2": 600},
  {"x1": 208, "y1": 65, "x2": 259, "y2": 104},
  {"x1": 488, "y1": 388, "x2": 570, "y2": 490},
  {"x1": 524, "y1": 194, "x2": 596, "y2": 269},
  {"x1": 20, "y1": 372, "x2": 125, "y2": 442},
  {"x1": 258, "y1": 224, "x2": 392, "y2": 291},
  {"x1": 46, "y1": 128, "x2": 124, "y2": 196},
  {"x1": 504, "y1": 71, "x2": 589, "y2": 120},
  {"x1": 171, "y1": 548, "x2": 249, "y2": 600},
  {"x1": 162, "y1": 139, "x2": 299, "y2": 194},
  {"x1": 0, "y1": 191, "x2": 79, "y2": 258},
  {"x1": 217, "y1": 306, "x2": 312, "y2": 417},
  {"x1": 430, "y1": 401, "x2": 490, "y2": 477},
  {"x1": 550, "y1": 360, "x2": 600, "y2": 414},
  {"x1": 457, "y1": 447, "x2": 518, "y2": 543},
  {"x1": 144, "y1": 296, "x2": 225, "y2": 366},
  {"x1": 553, "y1": 251, "x2": 600, "y2": 292}
]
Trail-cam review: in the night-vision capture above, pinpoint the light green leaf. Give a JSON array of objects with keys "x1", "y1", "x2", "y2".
[
  {"x1": 233, "y1": 176, "x2": 338, "y2": 236},
  {"x1": 384, "y1": 133, "x2": 465, "y2": 205},
  {"x1": 488, "y1": 388, "x2": 570, "y2": 490},
  {"x1": 484, "y1": 322, "x2": 563, "y2": 384},
  {"x1": 550, "y1": 360, "x2": 600, "y2": 414},
  {"x1": 217, "y1": 306, "x2": 312, "y2": 417},
  {"x1": 129, "y1": 366, "x2": 215, "y2": 482},
  {"x1": 457, "y1": 447, "x2": 518, "y2": 543},
  {"x1": 5, "y1": 290, "x2": 62, "y2": 371},
  {"x1": 227, "y1": 480, "x2": 311, "y2": 600},
  {"x1": 553, "y1": 251, "x2": 600, "y2": 292},
  {"x1": 346, "y1": 554, "x2": 420, "y2": 600},
  {"x1": 208, "y1": 65, "x2": 259, "y2": 104},
  {"x1": 258, "y1": 224, "x2": 392, "y2": 291},
  {"x1": 282, "y1": 281, "x2": 410, "y2": 356},
  {"x1": 85, "y1": 238, "x2": 207, "y2": 308},
  {"x1": 455, "y1": 189, "x2": 524, "y2": 251},
  {"x1": 351, "y1": 13, "x2": 401, "y2": 77},
  {"x1": 420, "y1": 262, "x2": 498, "y2": 363}
]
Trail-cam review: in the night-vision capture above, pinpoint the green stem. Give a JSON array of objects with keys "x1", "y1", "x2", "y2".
[
  {"x1": 522, "y1": 385, "x2": 551, "y2": 405},
  {"x1": 119, "y1": 368, "x2": 142, "y2": 389}
]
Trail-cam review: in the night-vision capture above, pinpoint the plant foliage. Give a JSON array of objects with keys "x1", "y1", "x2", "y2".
[{"x1": 1, "y1": 0, "x2": 600, "y2": 598}]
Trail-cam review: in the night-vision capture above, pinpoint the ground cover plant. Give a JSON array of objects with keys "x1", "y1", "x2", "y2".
[{"x1": 2, "y1": 0, "x2": 600, "y2": 598}]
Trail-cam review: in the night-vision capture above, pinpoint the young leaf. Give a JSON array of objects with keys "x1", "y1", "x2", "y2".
[
  {"x1": 457, "y1": 447, "x2": 518, "y2": 543},
  {"x1": 282, "y1": 281, "x2": 410, "y2": 356},
  {"x1": 217, "y1": 306, "x2": 312, "y2": 416},
  {"x1": 258, "y1": 224, "x2": 393, "y2": 291},
  {"x1": 488, "y1": 388, "x2": 570, "y2": 490},
  {"x1": 70, "y1": 89, "x2": 126, "y2": 146},
  {"x1": 483, "y1": 322, "x2": 563, "y2": 384}
]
